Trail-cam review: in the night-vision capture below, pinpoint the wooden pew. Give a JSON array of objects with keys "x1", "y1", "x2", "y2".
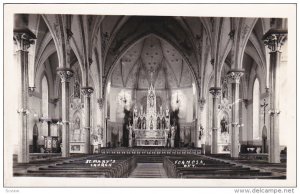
[
  {"x1": 14, "y1": 155, "x2": 137, "y2": 178},
  {"x1": 163, "y1": 156, "x2": 285, "y2": 179}
]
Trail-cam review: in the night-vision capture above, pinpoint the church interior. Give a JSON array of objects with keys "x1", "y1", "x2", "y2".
[{"x1": 8, "y1": 13, "x2": 291, "y2": 180}]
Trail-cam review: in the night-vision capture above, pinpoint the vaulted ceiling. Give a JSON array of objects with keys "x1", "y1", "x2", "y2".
[
  {"x1": 20, "y1": 14, "x2": 274, "y2": 99},
  {"x1": 111, "y1": 35, "x2": 193, "y2": 90}
]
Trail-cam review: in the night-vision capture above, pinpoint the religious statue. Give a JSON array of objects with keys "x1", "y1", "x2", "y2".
[
  {"x1": 171, "y1": 125, "x2": 175, "y2": 148},
  {"x1": 74, "y1": 81, "x2": 80, "y2": 98},
  {"x1": 166, "y1": 131, "x2": 172, "y2": 148},
  {"x1": 150, "y1": 119, "x2": 153, "y2": 130},
  {"x1": 137, "y1": 117, "x2": 141, "y2": 129},
  {"x1": 128, "y1": 125, "x2": 132, "y2": 134},
  {"x1": 132, "y1": 131, "x2": 136, "y2": 146},
  {"x1": 162, "y1": 117, "x2": 166, "y2": 129},
  {"x1": 142, "y1": 117, "x2": 146, "y2": 129},
  {"x1": 199, "y1": 125, "x2": 204, "y2": 140},
  {"x1": 134, "y1": 106, "x2": 138, "y2": 117},
  {"x1": 171, "y1": 125, "x2": 175, "y2": 138},
  {"x1": 166, "y1": 107, "x2": 169, "y2": 118},
  {"x1": 74, "y1": 117, "x2": 80, "y2": 129},
  {"x1": 157, "y1": 117, "x2": 161, "y2": 129},
  {"x1": 149, "y1": 92, "x2": 154, "y2": 107},
  {"x1": 222, "y1": 85, "x2": 228, "y2": 99},
  {"x1": 220, "y1": 116, "x2": 228, "y2": 133}
]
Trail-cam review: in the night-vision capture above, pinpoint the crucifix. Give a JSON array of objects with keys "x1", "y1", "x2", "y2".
[{"x1": 260, "y1": 99, "x2": 268, "y2": 125}]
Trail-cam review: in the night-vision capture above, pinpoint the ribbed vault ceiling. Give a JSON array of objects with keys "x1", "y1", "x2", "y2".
[{"x1": 111, "y1": 35, "x2": 193, "y2": 90}]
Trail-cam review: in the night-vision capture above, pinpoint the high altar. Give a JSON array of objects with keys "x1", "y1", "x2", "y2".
[{"x1": 129, "y1": 84, "x2": 174, "y2": 147}]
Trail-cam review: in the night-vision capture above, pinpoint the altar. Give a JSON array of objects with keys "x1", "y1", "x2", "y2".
[{"x1": 129, "y1": 83, "x2": 174, "y2": 147}]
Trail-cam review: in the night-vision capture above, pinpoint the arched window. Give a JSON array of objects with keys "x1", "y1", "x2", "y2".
[
  {"x1": 253, "y1": 78, "x2": 260, "y2": 139},
  {"x1": 41, "y1": 75, "x2": 49, "y2": 117}
]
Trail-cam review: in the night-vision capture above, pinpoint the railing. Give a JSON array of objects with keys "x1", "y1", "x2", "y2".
[
  {"x1": 29, "y1": 153, "x2": 62, "y2": 161},
  {"x1": 99, "y1": 147, "x2": 202, "y2": 155}
]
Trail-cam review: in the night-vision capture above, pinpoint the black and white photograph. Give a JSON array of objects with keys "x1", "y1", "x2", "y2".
[{"x1": 2, "y1": 3, "x2": 297, "y2": 189}]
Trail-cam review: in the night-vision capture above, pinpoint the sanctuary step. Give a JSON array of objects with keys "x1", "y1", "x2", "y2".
[
  {"x1": 135, "y1": 155, "x2": 164, "y2": 163},
  {"x1": 129, "y1": 163, "x2": 167, "y2": 178}
]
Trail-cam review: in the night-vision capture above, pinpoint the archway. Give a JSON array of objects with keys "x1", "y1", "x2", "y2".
[{"x1": 105, "y1": 33, "x2": 198, "y2": 148}]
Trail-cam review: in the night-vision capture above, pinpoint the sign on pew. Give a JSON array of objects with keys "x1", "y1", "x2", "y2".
[
  {"x1": 85, "y1": 159, "x2": 116, "y2": 167},
  {"x1": 174, "y1": 160, "x2": 206, "y2": 168}
]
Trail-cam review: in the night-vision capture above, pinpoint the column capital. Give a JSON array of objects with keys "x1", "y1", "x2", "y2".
[
  {"x1": 81, "y1": 87, "x2": 94, "y2": 97},
  {"x1": 227, "y1": 69, "x2": 244, "y2": 84},
  {"x1": 209, "y1": 87, "x2": 221, "y2": 98},
  {"x1": 13, "y1": 28, "x2": 36, "y2": 51},
  {"x1": 57, "y1": 68, "x2": 74, "y2": 83},
  {"x1": 263, "y1": 29, "x2": 287, "y2": 52}
]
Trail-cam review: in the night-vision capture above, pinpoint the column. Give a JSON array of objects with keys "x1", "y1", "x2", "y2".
[
  {"x1": 263, "y1": 29, "x2": 287, "y2": 163},
  {"x1": 81, "y1": 87, "x2": 94, "y2": 154},
  {"x1": 57, "y1": 68, "x2": 73, "y2": 157},
  {"x1": 14, "y1": 29, "x2": 36, "y2": 163},
  {"x1": 197, "y1": 98, "x2": 206, "y2": 148},
  {"x1": 97, "y1": 97, "x2": 104, "y2": 147},
  {"x1": 209, "y1": 87, "x2": 221, "y2": 154},
  {"x1": 227, "y1": 70, "x2": 244, "y2": 158}
]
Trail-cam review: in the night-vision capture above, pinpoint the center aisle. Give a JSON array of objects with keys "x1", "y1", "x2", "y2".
[{"x1": 129, "y1": 163, "x2": 168, "y2": 178}]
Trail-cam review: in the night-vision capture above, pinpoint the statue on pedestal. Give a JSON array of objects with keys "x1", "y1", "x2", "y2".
[
  {"x1": 128, "y1": 125, "x2": 133, "y2": 147},
  {"x1": 166, "y1": 107, "x2": 169, "y2": 118},
  {"x1": 171, "y1": 125, "x2": 175, "y2": 147},
  {"x1": 157, "y1": 117, "x2": 161, "y2": 129},
  {"x1": 220, "y1": 116, "x2": 228, "y2": 133},
  {"x1": 142, "y1": 117, "x2": 146, "y2": 129},
  {"x1": 162, "y1": 117, "x2": 166, "y2": 129}
]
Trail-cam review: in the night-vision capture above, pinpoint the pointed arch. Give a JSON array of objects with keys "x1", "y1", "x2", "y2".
[
  {"x1": 252, "y1": 77, "x2": 260, "y2": 140},
  {"x1": 41, "y1": 75, "x2": 49, "y2": 117},
  {"x1": 104, "y1": 32, "x2": 199, "y2": 104}
]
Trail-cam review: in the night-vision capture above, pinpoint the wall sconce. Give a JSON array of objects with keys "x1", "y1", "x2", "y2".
[
  {"x1": 17, "y1": 108, "x2": 29, "y2": 115},
  {"x1": 231, "y1": 122, "x2": 244, "y2": 128},
  {"x1": 269, "y1": 109, "x2": 280, "y2": 116},
  {"x1": 120, "y1": 91, "x2": 127, "y2": 104}
]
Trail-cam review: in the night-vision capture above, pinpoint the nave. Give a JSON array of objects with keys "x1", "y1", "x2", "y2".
[
  {"x1": 6, "y1": 11, "x2": 294, "y2": 187},
  {"x1": 13, "y1": 150, "x2": 286, "y2": 179}
]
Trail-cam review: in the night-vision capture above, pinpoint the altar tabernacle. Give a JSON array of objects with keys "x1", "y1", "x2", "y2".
[{"x1": 130, "y1": 83, "x2": 174, "y2": 147}]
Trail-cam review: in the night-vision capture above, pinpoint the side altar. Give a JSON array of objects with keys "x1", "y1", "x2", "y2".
[{"x1": 129, "y1": 84, "x2": 175, "y2": 147}]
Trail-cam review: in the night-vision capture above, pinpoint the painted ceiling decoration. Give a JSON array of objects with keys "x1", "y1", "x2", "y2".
[
  {"x1": 111, "y1": 35, "x2": 193, "y2": 90},
  {"x1": 104, "y1": 16, "x2": 198, "y2": 81},
  {"x1": 28, "y1": 14, "x2": 273, "y2": 101}
]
